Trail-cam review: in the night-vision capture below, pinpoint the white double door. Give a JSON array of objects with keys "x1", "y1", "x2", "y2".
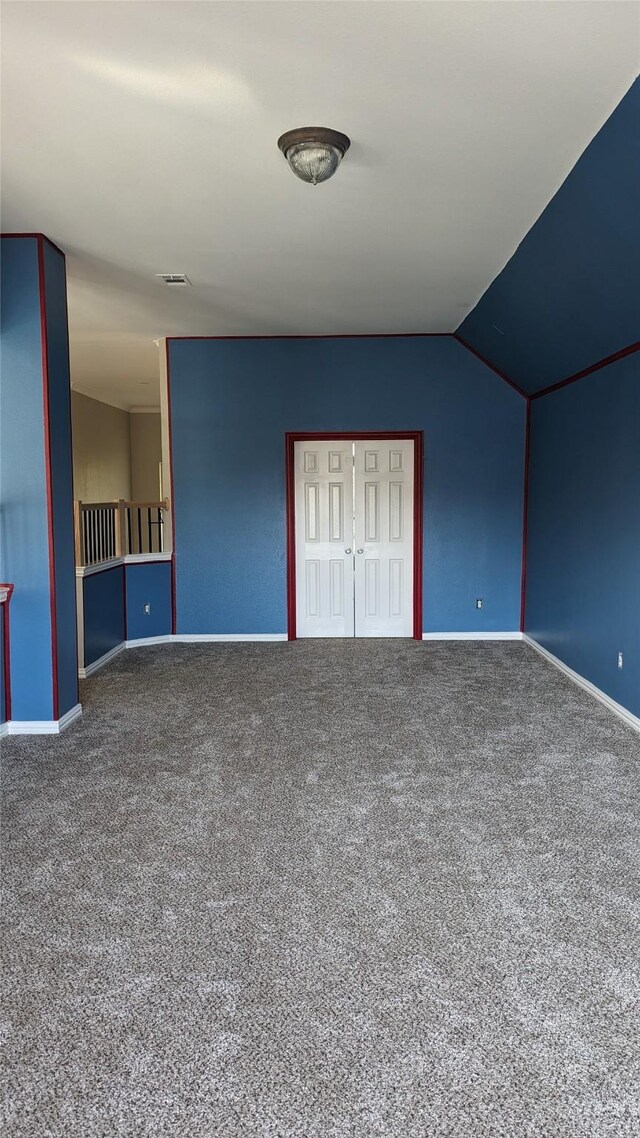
[{"x1": 294, "y1": 438, "x2": 415, "y2": 637}]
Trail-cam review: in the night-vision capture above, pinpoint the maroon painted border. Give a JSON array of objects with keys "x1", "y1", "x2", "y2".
[
  {"x1": 5, "y1": 232, "x2": 74, "y2": 718},
  {"x1": 1, "y1": 584, "x2": 15, "y2": 723},
  {"x1": 531, "y1": 341, "x2": 640, "y2": 400},
  {"x1": 164, "y1": 340, "x2": 178, "y2": 635},
  {"x1": 1, "y1": 232, "x2": 66, "y2": 259},
  {"x1": 37, "y1": 236, "x2": 60, "y2": 720},
  {"x1": 285, "y1": 431, "x2": 424, "y2": 641},
  {"x1": 519, "y1": 400, "x2": 532, "y2": 632},
  {"x1": 285, "y1": 436, "x2": 297, "y2": 640},
  {"x1": 412, "y1": 432, "x2": 424, "y2": 639},
  {"x1": 453, "y1": 333, "x2": 529, "y2": 400},
  {"x1": 167, "y1": 333, "x2": 449, "y2": 342},
  {"x1": 59, "y1": 248, "x2": 81, "y2": 707}
]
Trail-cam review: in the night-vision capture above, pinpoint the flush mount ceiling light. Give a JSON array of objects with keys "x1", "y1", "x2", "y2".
[{"x1": 277, "y1": 127, "x2": 350, "y2": 185}]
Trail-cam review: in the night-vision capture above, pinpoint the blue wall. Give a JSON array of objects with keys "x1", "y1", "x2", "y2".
[
  {"x1": 525, "y1": 356, "x2": 640, "y2": 717},
  {"x1": 126, "y1": 562, "x2": 172, "y2": 640},
  {"x1": 83, "y1": 567, "x2": 125, "y2": 667},
  {"x1": 42, "y1": 240, "x2": 78, "y2": 715},
  {"x1": 82, "y1": 561, "x2": 171, "y2": 666},
  {"x1": 458, "y1": 79, "x2": 640, "y2": 394},
  {"x1": 169, "y1": 336, "x2": 526, "y2": 635},
  {"x1": 1, "y1": 238, "x2": 52, "y2": 719},
  {"x1": 0, "y1": 236, "x2": 77, "y2": 721}
]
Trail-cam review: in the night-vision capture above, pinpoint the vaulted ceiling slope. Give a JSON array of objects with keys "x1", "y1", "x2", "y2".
[
  {"x1": 1, "y1": 2, "x2": 638, "y2": 409},
  {"x1": 457, "y1": 78, "x2": 640, "y2": 395}
]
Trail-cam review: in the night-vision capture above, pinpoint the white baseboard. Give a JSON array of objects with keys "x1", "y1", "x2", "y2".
[
  {"x1": 422, "y1": 631, "x2": 523, "y2": 641},
  {"x1": 77, "y1": 632, "x2": 288, "y2": 679},
  {"x1": 3, "y1": 702, "x2": 82, "y2": 736},
  {"x1": 173, "y1": 633, "x2": 288, "y2": 642},
  {"x1": 58, "y1": 704, "x2": 83, "y2": 732},
  {"x1": 79, "y1": 643, "x2": 125, "y2": 679},
  {"x1": 125, "y1": 635, "x2": 174, "y2": 648},
  {"x1": 523, "y1": 635, "x2": 640, "y2": 734}
]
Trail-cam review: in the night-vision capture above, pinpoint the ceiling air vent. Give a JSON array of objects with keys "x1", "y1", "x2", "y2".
[{"x1": 156, "y1": 273, "x2": 191, "y2": 286}]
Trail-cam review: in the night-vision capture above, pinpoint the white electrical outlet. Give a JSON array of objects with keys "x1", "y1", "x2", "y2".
[
  {"x1": 476, "y1": 598, "x2": 483, "y2": 609},
  {"x1": 617, "y1": 651, "x2": 623, "y2": 669},
  {"x1": 144, "y1": 603, "x2": 151, "y2": 615}
]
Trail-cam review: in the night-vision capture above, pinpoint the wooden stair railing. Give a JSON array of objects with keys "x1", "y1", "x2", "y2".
[{"x1": 74, "y1": 499, "x2": 169, "y2": 567}]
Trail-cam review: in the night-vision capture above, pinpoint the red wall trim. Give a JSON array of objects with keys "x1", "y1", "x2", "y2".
[
  {"x1": 453, "y1": 333, "x2": 529, "y2": 400},
  {"x1": 519, "y1": 399, "x2": 532, "y2": 632},
  {"x1": 163, "y1": 333, "x2": 640, "y2": 402},
  {"x1": 60, "y1": 249, "x2": 80, "y2": 708},
  {"x1": 167, "y1": 333, "x2": 450, "y2": 342},
  {"x1": 531, "y1": 341, "x2": 640, "y2": 400},
  {"x1": 37, "y1": 235, "x2": 60, "y2": 720},
  {"x1": 1, "y1": 585, "x2": 15, "y2": 723},
  {"x1": 1, "y1": 232, "x2": 66, "y2": 259},
  {"x1": 285, "y1": 431, "x2": 424, "y2": 641},
  {"x1": 166, "y1": 331, "x2": 533, "y2": 404},
  {"x1": 412, "y1": 432, "x2": 424, "y2": 639},
  {"x1": 285, "y1": 435, "x2": 297, "y2": 640},
  {"x1": 164, "y1": 340, "x2": 178, "y2": 635}
]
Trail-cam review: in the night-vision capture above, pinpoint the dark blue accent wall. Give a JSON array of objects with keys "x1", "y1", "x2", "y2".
[
  {"x1": 0, "y1": 236, "x2": 77, "y2": 720},
  {"x1": 458, "y1": 79, "x2": 640, "y2": 394},
  {"x1": 525, "y1": 356, "x2": 640, "y2": 717},
  {"x1": 81, "y1": 561, "x2": 171, "y2": 665},
  {"x1": 83, "y1": 567, "x2": 125, "y2": 667},
  {"x1": 1, "y1": 239, "x2": 55, "y2": 720},
  {"x1": 125, "y1": 562, "x2": 172, "y2": 640},
  {"x1": 169, "y1": 337, "x2": 526, "y2": 635},
  {"x1": 42, "y1": 241, "x2": 78, "y2": 716}
]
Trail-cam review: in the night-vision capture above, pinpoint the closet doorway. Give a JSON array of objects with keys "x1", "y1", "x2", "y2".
[{"x1": 286, "y1": 432, "x2": 423, "y2": 639}]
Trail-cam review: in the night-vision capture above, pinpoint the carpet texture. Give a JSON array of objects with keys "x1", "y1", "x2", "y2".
[{"x1": 2, "y1": 640, "x2": 639, "y2": 1137}]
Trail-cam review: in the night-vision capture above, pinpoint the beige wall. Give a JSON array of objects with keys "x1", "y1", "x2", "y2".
[
  {"x1": 71, "y1": 393, "x2": 163, "y2": 506},
  {"x1": 71, "y1": 392, "x2": 132, "y2": 501},
  {"x1": 70, "y1": 391, "x2": 161, "y2": 507},
  {"x1": 130, "y1": 413, "x2": 162, "y2": 501}
]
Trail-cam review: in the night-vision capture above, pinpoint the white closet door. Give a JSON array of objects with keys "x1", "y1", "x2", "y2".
[
  {"x1": 353, "y1": 439, "x2": 414, "y2": 637},
  {"x1": 295, "y1": 441, "x2": 355, "y2": 637}
]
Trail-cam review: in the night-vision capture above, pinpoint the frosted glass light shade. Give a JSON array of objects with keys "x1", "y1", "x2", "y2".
[
  {"x1": 278, "y1": 128, "x2": 350, "y2": 186},
  {"x1": 285, "y1": 142, "x2": 343, "y2": 185}
]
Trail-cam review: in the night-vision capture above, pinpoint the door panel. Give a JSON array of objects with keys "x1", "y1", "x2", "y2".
[
  {"x1": 294, "y1": 437, "x2": 415, "y2": 638},
  {"x1": 354, "y1": 440, "x2": 414, "y2": 637},
  {"x1": 295, "y1": 442, "x2": 355, "y2": 637}
]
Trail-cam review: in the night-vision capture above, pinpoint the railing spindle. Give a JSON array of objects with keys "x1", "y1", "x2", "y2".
[{"x1": 74, "y1": 499, "x2": 169, "y2": 568}]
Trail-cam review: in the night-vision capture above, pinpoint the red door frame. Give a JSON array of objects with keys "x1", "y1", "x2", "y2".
[{"x1": 285, "y1": 431, "x2": 424, "y2": 641}]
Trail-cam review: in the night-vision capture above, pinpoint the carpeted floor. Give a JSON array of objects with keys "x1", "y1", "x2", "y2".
[{"x1": 2, "y1": 640, "x2": 639, "y2": 1137}]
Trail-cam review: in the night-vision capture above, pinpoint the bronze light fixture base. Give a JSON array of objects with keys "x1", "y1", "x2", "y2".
[{"x1": 277, "y1": 127, "x2": 351, "y2": 185}]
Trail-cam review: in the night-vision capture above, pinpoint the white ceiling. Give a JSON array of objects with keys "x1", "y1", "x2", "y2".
[{"x1": 1, "y1": 2, "x2": 638, "y2": 410}]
